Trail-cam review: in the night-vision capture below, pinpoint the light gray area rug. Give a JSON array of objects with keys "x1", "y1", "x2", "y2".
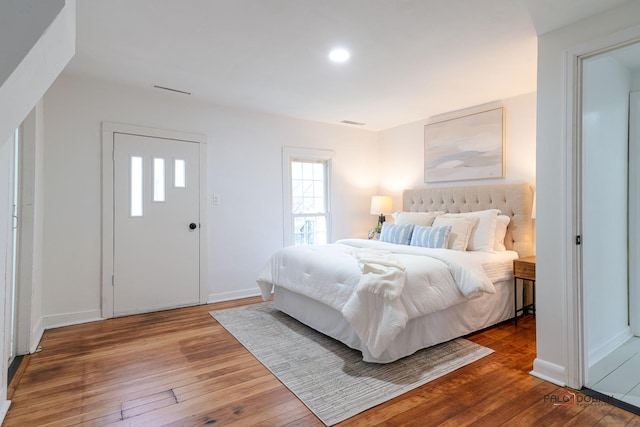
[{"x1": 210, "y1": 302, "x2": 493, "y2": 426}]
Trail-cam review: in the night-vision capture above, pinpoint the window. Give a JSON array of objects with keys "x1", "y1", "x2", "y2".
[
  {"x1": 153, "y1": 157, "x2": 165, "y2": 202},
  {"x1": 174, "y1": 158, "x2": 186, "y2": 188},
  {"x1": 130, "y1": 156, "x2": 143, "y2": 217},
  {"x1": 283, "y1": 147, "x2": 334, "y2": 246}
]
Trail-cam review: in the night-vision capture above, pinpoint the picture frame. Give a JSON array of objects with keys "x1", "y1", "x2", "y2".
[{"x1": 424, "y1": 107, "x2": 505, "y2": 183}]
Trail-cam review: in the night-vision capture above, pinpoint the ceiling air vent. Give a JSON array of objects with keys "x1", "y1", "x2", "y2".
[
  {"x1": 153, "y1": 85, "x2": 192, "y2": 95},
  {"x1": 341, "y1": 120, "x2": 365, "y2": 126}
]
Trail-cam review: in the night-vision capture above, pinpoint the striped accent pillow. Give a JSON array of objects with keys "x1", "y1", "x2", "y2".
[
  {"x1": 409, "y1": 225, "x2": 452, "y2": 249},
  {"x1": 379, "y1": 223, "x2": 414, "y2": 245}
]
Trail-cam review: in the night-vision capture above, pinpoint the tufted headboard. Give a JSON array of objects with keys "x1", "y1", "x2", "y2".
[{"x1": 402, "y1": 183, "x2": 534, "y2": 257}]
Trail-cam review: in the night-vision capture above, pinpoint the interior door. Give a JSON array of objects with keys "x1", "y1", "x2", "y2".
[{"x1": 113, "y1": 133, "x2": 200, "y2": 316}]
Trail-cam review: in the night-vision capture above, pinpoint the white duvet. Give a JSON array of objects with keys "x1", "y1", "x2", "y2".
[{"x1": 256, "y1": 238, "x2": 498, "y2": 358}]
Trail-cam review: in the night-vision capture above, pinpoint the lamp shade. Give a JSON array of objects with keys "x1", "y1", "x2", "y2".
[{"x1": 370, "y1": 196, "x2": 393, "y2": 215}]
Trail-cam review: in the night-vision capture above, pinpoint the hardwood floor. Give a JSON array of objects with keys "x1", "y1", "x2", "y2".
[{"x1": 5, "y1": 298, "x2": 640, "y2": 426}]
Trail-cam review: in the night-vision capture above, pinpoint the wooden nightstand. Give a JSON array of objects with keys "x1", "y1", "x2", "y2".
[{"x1": 513, "y1": 255, "x2": 536, "y2": 326}]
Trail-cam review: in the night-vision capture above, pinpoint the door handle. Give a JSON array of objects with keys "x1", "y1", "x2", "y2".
[{"x1": 189, "y1": 222, "x2": 198, "y2": 231}]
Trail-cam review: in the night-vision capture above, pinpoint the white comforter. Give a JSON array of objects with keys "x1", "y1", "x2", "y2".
[{"x1": 256, "y1": 239, "x2": 496, "y2": 358}]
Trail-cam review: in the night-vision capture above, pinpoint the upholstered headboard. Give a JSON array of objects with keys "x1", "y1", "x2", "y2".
[{"x1": 402, "y1": 183, "x2": 534, "y2": 257}]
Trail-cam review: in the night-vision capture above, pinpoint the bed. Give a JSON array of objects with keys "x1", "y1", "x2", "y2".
[{"x1": 257, "y1": 183, "x2": 534, "y2": 363}]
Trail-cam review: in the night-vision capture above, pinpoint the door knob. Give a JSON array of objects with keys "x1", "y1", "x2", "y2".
[{"x1": 189, "y1": 222, "x2": 198, "y2": 230}]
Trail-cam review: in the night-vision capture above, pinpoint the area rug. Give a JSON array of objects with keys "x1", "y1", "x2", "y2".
[{"x1": 209, "y1": 303, "x2": 493, "y2": 426}]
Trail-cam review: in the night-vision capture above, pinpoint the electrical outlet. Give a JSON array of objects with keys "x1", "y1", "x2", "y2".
[{"x1": 213, "y1": 194, "x2": 221, "y2": 205}]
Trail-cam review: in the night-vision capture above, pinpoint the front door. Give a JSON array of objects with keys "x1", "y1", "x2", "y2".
[{"x1": 113, "y1": 133, "x2": 200, "y2": 316}]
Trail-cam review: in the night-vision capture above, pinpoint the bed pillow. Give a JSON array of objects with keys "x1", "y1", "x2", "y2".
[
  {"x1": 379, "y1": 223, "x2": 414, "y2": 245},
  {"x1": 442, "y1": 209, "x2": 501, "y2": 252},
  {"x1": 494, "y1": 215, "x2": 511, "y2": 251},
  {"x1": 432, "y1": 216, "x2": 478, "y2": 251},
  {"x1": 393, "y1": 211, "x2": 444, "y2": 227},
  {"x1": 409, "y1": 225, "x2": 452, "y2": 249}
]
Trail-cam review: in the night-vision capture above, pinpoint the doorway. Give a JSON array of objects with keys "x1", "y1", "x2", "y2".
[
  {"x1": 580, "y1": 42, "x2": 640, "y2": 410},
  {"x1": 102, "y1": 123, "x2": 208, "y2": 318}
]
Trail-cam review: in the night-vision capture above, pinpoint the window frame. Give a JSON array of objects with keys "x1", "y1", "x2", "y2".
[{"x1": 282, "y1": 146, "x2": 334, "y2": 246}]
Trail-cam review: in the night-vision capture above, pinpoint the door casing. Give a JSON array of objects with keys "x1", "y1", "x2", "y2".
[
  {"x1": 564, "y1": 28, "x2": 640, "y2": 390},
  {"x1": 101, "y1": 122, "x2": 208, "y2": 318},
  {"x1": 629, "y1": 91, "x2": 640, "y2": 338}
]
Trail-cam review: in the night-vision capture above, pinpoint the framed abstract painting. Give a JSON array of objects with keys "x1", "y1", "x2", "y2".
[{"x1": 424, "y1": 107, "x2": 504, "y2": 183}]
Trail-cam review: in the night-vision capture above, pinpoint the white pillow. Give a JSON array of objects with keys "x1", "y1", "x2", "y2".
[
  {"x1": 393, "y1": 211, "x2": 444, "y2": 227},
  {"x1": 441, "y1": 209, "x2": 501, "y2": 252},
  {"x1": 494, "y1": 215, "x2": 511, "y2": 251},
  {"x1": 432, "y1": 215, "x2": 478, "y2": 251}
]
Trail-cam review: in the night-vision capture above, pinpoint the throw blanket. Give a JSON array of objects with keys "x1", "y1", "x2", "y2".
[
  {"x1": 348, "y1": 249, "x2": 407, "y2": 299},
  {"x1": 256, "y1": 239, "x2": 495, "y2": 359},
  {"x1": 342, "y1": 248, "x2": 408, "y2": 357}
]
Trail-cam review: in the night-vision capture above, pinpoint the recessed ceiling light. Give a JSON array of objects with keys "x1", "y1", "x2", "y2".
[{"x1": 329, "y1": 48, "x2": 350, "y2": 63}]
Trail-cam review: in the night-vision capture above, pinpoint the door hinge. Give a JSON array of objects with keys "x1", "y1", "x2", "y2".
[
  {"x1": 576, "y1": 235, "x2": 581, "y2": 245},
  {"x1": 112, "y1": 275, "x2": 115, "y2": 286}
]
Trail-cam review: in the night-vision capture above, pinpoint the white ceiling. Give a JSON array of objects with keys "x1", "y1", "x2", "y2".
[{"x1": 64, "y1": 0, "x2": 629, "y2": 131}]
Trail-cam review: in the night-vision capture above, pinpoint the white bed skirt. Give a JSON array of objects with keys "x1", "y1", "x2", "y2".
[{"x1": 273, "y1": 279, "x2": 518, "y2": 363}]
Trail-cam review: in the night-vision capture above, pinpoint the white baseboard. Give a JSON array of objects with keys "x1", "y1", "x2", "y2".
[
  {"x1": 42, "y1": 292, "x2": 263, "y2": 330},
  {"x1": 530, "y1": 358, "x2": 566, "y2": 386},
  {"x1": 0, "y1": 400, "x2": 11, "y2": 425},
  {"x1": 588, "y1": 326, "x2": 632, "y2": 368},
  {"x1": 208, "y1": 288, "x2": 261, "y2": 303},
  {"x1": 30, "y1": 316, "x2": 44, "y2": 353},
  {"x1": 43, "y1": 309, "x2": 104, "y2": 330}
]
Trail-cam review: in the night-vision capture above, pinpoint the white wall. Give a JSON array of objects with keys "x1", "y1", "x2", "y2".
[
  {"x1": 0, "y1": 0, "x2": 65, "y2": 87},
  {"x1": 377, "y1": 93, "x2": 536, "y2": 207},
  {"x1": 0, "y1": 0, "x2": 75, "y2": 146},
  {"x1": 534, "y1": 0, "x2": 640, "y2": 387},
  {"x1": 632, "y1": 70, "x2": 640, "y2": 90},
  {"x1": 582, "y1": 56, "x2": 631, "y2": 366},
  {"x1": 41, "y1": 74, "x2": 379, "y2": 324}
]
